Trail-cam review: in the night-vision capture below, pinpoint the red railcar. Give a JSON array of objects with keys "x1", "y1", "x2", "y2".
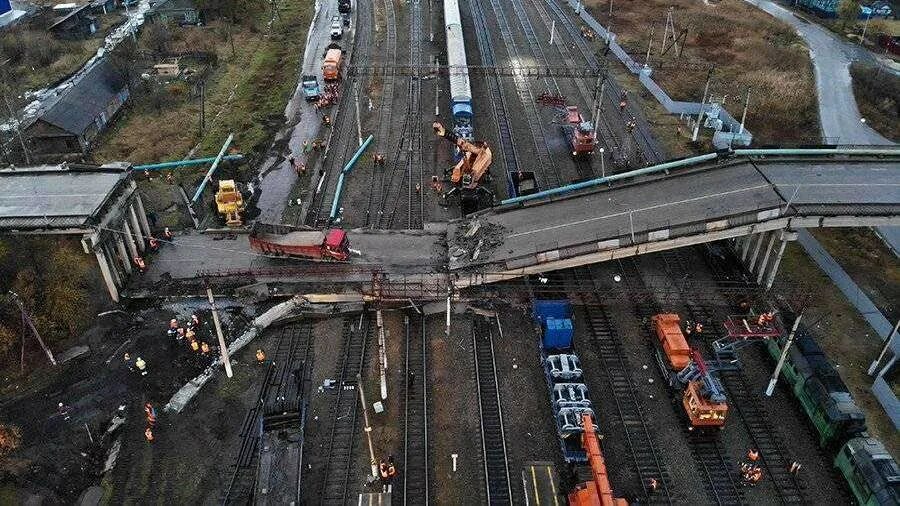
[
  {"x1": 564, "y1": 106, "x2": 597, "y2": 158},
  {"x1": 249, "y1": 223, "x2": 350, "y2": 261}
]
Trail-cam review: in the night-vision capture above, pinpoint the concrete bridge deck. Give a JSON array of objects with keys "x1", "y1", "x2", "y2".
[{"x1": 447, "y1": 154, "x2": 900, "y2": 285}]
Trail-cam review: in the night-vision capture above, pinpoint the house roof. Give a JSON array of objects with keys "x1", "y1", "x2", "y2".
[{"x1": 35, "y1": 59, "x2": 126, "y2": 136}]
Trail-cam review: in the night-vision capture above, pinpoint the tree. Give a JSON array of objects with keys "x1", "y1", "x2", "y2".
[
  {"x1": 838, "y1": 0, "x2": 861, "y2": 23},
  {"x1": 0, "y1": 424, "x2": 21, "y2": 459},
  {"x1": 142, "y1": 21, "x2": 172, "y2": 54}
]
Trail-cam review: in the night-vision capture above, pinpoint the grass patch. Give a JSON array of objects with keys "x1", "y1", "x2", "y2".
[
  {"x1": 93, "y1": 0, "x2": 313, "y2": 165},
  {"x1": 850, "y1": 62, "x2": 900, "y2": 142},
  {"x1": 584, "y1": 0, "x2": 820, "y2": 146}
]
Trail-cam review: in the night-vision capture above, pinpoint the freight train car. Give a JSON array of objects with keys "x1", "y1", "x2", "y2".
[
  {"x1": 533, "y1": 300, "x2": 596, "y2": 463},
  {"x1": 443, "y1": 0, "x2": 473, "y2": 141},
  {"x1": 765, "y1": 328, "x2": 866, "y2": 448},
  {"x1": 835, "y1": 438, "x2": 900, "y2": 506}
]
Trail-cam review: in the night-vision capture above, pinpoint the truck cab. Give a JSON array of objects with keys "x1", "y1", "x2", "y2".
[
  {"x1": 330, "y1": 16, "x2": 343, "y2": 39},
  {"x1": 301, "y1": 75, "x2": 320, "y2": 101},
  {"x1": 324, "y1": 229, "x2": 351, "y2": 261},
  {"x1": 338, "y1": 0, "x2": 351, "y2": 13}
]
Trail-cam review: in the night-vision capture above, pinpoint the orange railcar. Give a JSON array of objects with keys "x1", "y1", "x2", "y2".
[{"x1": 651, "y1": 314, "x2": 690, "y2": 370}]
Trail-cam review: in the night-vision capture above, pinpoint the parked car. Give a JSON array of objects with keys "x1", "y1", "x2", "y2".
[{"x1": 330, "y1": 16, "x2": 343, "y2": 39}]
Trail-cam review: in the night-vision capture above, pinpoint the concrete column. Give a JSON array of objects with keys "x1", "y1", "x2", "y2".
[
  {"x1": 116, "y1": 236, "x2": 133, "y2": 274},
  {"x1": 756, "y1": 231, "x2": 779, "y2": 284},
  {"x1": 741, "y1": 232, "x2": 754, "y2": 262},
  {"x1": 123, "y1": 219, "x2": 139, "y2": 261},
  {"x1": 764, "y1": 230, "x2": 799, "y2": 290},
  {"x1": 134, "y1": 194, "x2": 152, "y2": 239},
  {"x1": 748, "y1": 231, "x2": 770, "y2": 274},
  {"x1": 129, "y1": 204, "x2": 145, "y2": 253},
  {"x1": 94, "y1": 246, "x2": 120, "y2": 302},
  {"x1": 104, "y1": 243, "x2": 123, "y2": 288}
]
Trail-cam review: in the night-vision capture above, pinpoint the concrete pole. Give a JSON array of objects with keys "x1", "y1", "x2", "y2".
[
  {"x1": 129, "y1": 204, "x2": 145, "y2": 252},
  {"x1": 764, "y1": 237, "x2": 789, "y2": 290},
  {"x1": 599, "y1": 148, "x2": 606, "y2": 178},
  {"x1": 122, "y1": 220, "x2": 139, "y2": 260},
  {"x1": 739, "y1": 87, "x2": 751, "y2": 135},
  {"x1": 357, "y1": 372, "x2": 379, "y2": 478},
  {"x1": 868, "y1": 319, "x2": 900, "y2": 376},
  {"x1": 115, "y1": 236, "x2": 133, "y2": 275},
  {"x1": 94, "y1": 247, "x2": 120, "y2": 302},
  {"x1": 756, "y1": 231, "x2": 778, "y2": 284},
  {"x1": 207, "y1": 288, "x2": 233, "y2": 378},
  {"x1": 134, "y1": 194, "x2": 152, "y2": 238},
  {"x1": 766, "y1": 313, "x2": 802, "y2": 396},
  {"x1": 692, "y1": 73, "x2": 711, "y2": 142},
  {"x1": 549, "y1": 20, "x2": 555, "y2": 45},
  {"x1": 355, "y1": 83, "x2": 363, "y2": 147}
]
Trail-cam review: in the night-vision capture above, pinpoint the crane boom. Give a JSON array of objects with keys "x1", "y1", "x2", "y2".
[{"x1": 433, "y1": 122, "x2": 492, "y2": 188}]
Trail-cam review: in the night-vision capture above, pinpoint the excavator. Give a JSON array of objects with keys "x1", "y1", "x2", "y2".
[
  {"x1": 433, "y1": 121, "x2": 493, "y2": 213},
  {"x1": 569, "y1": 413, "x2": 629, "y2": 506}
]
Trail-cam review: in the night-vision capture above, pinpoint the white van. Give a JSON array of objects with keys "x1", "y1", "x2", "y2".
[{"x1": 330, "y1": 16, "x2": 343, "y2": 39}]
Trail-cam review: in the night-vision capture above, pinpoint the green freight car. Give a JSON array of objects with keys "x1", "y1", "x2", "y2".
[
  {"x1": 835, "y1": 438, "x2": 900, "y2": 506},
  {"x1": 765, "y1": 329, "x2": 866, "y2": 447}
]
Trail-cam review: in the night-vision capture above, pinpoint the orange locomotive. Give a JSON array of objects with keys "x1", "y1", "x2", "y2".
[
  {"x1": 563, "y1": 106, "x2": 597, "y2": 158},
  {"x1": 651, "y1": 314, "x2": 728, "y2": 429}
]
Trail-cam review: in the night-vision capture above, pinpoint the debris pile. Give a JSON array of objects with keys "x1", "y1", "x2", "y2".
[{"x1": 448, "y1": 219, "x2": 505, "y2": 268}]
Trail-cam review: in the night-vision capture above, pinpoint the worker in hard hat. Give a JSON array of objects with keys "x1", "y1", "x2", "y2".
[
  {"x1": 200, "y1": 342, "x2": 210, "y2": 355},
  {"x1": 747, "y1": 449, "x2": 759, "y2": 462},
  {"x1": 144, "y1": 403, "x2": 157, "y2": 425},
  {"x1": 379, "y1": 459, "x2": 390, "y2": 492},
  {"x1": 135, "y1": 357, "x2": 147, "y2": 376},
  {"x1": 133, "y1": 256, "x2": 146, "y2": 274},
  {"x1": 648, "y1": 478, "x2": 659, "y2": 493},
  {"x1": 145, "y1": 427, "x2": 154, "y2": 442},
  {"x1": 256, "y1": 349, "x2": 266, "y2": 363}
]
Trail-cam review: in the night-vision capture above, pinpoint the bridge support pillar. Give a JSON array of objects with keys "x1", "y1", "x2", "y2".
[
  {"x1": 129, "y1": 204, "x2": 146, "y2": 253},
  {"x1": 123, "y1": 219, "x2": 139, "y2": 262},
  {"x1": 756, "y1": 232, "x2": 779, "y2": 285},
  {"x1": 115, "y1": 236, "x2": 133, "y2": 275},
  {"x1": 763, "y1": 230, "x2": 798, "y2": 290},
  {"x1": 748, "y1": 232, "x2": 768, "y2": 273},
  {"x1": 134, "y1": 194, "x2": 152, "y2": 239},
  {"x1": 104, "y1": 243, "x2": 124, "y2": 288},
  {"x1": 92, "y1": 236, "x2": 120, "y2": 303},
  {"x1": 741, "y1": 233, "x2": 754, "y2": 262}
]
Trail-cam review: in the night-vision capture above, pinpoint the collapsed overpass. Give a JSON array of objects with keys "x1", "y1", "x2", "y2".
[{"x1": 447, "y1": 149, "x2": 900, "y2": 290}]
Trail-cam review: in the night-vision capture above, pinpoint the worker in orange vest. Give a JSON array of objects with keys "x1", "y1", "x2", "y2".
[
  {"x1": 789, "y1": 461, "x2": 801, "y2": 474},
  {"x1": 256, "y1": 349, "x2": 266, "y2": 363},
  {"x1": 145, "y1": 427, "x2": 154, "y2": 442},
  {"x1": 200, "y1": 342, "x2": 210, "y2": 354},
  {"x1": 144, "y1": 403, "x2": 157, "y2": 425},
  {"x1": 148, "y1": 237, "x2": 159, "y2": 251},
  {"x1": 748, "y1": 449, "x2": 759, "y2": 462},
  {"x1": 163, "y1": 227, "x2": 174, "y2": 241},
  {"x1": 648, "y1": 478, "x2": 659, "y2": 493},
  {"x1": 695, "y1": 322, "x2": 704, "y2": 334},
  {"x1": 379, "y1": 459, "x2": 390, "y2": 492},
  {"x1": 134, "y1": 256, "x2": 146, "y2": 274}
]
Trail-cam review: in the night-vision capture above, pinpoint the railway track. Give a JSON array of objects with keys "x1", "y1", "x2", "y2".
[
  {"x1": 365, "y1": 0, "x2": 398, "y2": 227},
  {"x1": 580, "y1": 297, "x2": 674, "y2": 504},
  {"x1": 472, "y1": 316, "x2": 513, "y2": 504},
  {"x1": 263, "y1": 322, "x2": 313, "y2": 417},
  {"x1": 221, "y1": 364, "x2": 274, "y2": 505},
  {"x1": 403, "y1": 314, "x2": 430, "y2": 505},
  {"x1": 468, "y1": 0, "x2": 521, "y2": 195},
  {"x1": 480, "y1": 0, "x2": 558, "y2": 188},
  {"x1": 319, "y1": 316, "x2": 371, "y2": 504},
  {"x1": 306, "y1": 0, "x2": 373, "y2": 226},
  {"x1": 686, "y1": 432, "x2": 744, "y2": 505},
  {"x1": 543, "y1": 0, "x2": 665, "y2": 166},
  {"x1": 685, "y1": 303, "x2": 805, "y2": 504}
]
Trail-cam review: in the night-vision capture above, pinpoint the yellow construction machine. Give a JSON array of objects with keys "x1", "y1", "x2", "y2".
[{"x1": 215, "y1": 179, "x2": 245, "y2": 227}]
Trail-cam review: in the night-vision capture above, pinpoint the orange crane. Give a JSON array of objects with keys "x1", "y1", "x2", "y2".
[
  {"x1": 432, "y1": 121, "x2": 492, "y2": 189},
  {"x1": 568, "y1": 414, "x2": 629, "y2": 506}
]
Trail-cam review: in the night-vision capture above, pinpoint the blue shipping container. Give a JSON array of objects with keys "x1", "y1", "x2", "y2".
[
  {"x1": 543, "y1": 318, "x2": 574, "y2": 350},
  {"x1": 0, "y1": 0, "x2": 10, "y2": 15},
  {"x1": 532, "y1": 300, "x2": 572, "y2": 324}
]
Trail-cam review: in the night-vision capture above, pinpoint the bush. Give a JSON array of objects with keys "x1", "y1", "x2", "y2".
[
  {"x1": 0, "y1": 424, "x2": 21, "y2": 459},
  {"x1": 850, "y1": 63, "x2": 900, "y2": 141}
]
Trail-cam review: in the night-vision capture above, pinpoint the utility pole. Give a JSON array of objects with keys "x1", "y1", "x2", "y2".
[
  {"x1": 549, "y1": 20, "x2": 555, "y2": 45},
  {"x1": 868, "y1": 319, "x2": 900, "y2": 376},
  {"x1": 207, "y1": 287, "x2": 233, "y2": 378},
  {"x1": 198, "y1": 80, "x2": 206, "y2": 135},
  {"x1": 644, "y1": 25, "x2": 655, "y2": 68},
  {"x1": 354, "y1": 83, "x2": 362, "y2": 146},
  {"x1": 692, "y1": 69, "x2": 712, "y2": 142},
  {"x1": 7, "y1": 291, "x2": 55, "y2": 366},
  {"x1": 766, "y1": 313, "x2": 803, "y2": 396},
  {"x1": 739, "y1": 87, "x2": 751, "y2": 135},
  {"x1": 861, "y1": 11, "x2": 872, "y2": 42},
  {"x1": 609, "y1": 0, "x2": 613, "y2": 19},
  {"x1": 357, "y1": 372, "x2": 378, "y2": 478}
]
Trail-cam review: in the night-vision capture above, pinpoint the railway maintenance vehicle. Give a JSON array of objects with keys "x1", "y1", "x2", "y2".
[
  {"x1": 563, "y1": 105, "x2": 597, "y2": 158},
  {"x1": 249, "y1": 223, "x2": 351, "y2": 261},
  {"x1": 215, "y1": 179, "x2": 245, "y2": 228},
  {"x1": 433, "y1": 121, "x2": 493, "y2": 214},
  {"x1": 651, "y1": 313, "x2": 728, "y2": 429},
  {"x1": 568, "y1": 413, "x2": 629, "y2": 506}
]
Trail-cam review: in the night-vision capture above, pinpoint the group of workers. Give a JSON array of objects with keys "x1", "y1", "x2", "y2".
[
  {"x1": 756, "y1": 311, "x2": 777, "y2": 328},
  {"x1": 683, "y1": 319, "x2": 704, "y2": 336},
  {"x1": 378, "y1": 456, "x2": 398, "y2": 492},
  {"x1": 123, "y1": 352, "x2": 149, "y2": 376},
  {"x1": 313, "y1": 83, "x2": 341, "y2": 111},
  {"x1": 741, "y1": 449, "x2": 764, "y2": 486},
  {"x1": 168, "y1": 314, "x2": 214, "y2": 356}
]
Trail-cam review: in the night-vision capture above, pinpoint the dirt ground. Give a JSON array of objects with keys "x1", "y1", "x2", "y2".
[{"x1": 582, "y1": 0, "x2": 820, "y2": 146}]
